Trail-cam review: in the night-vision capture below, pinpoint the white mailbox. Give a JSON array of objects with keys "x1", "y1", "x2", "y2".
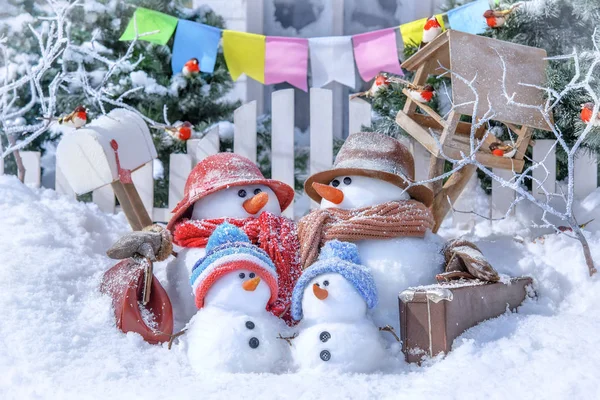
[
  {"x1": 56, "y1": 108, "x2": 157, "y2": 194},
  {"x1": 56, "y1": 108, "x2": 157, "y2": 230}
]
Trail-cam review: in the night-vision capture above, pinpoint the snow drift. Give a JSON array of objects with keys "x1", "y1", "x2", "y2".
[{"x1": 1, "y1": 175, "x2": 600, "y2": 399}]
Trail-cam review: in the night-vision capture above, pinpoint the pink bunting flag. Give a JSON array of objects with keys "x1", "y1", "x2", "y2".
[
  {"x1": 352, "y1": 28, "x2": 403, "y2": 82},
  {"x1": 265, "y1": 36, "x2": 309, "y2": 91}
]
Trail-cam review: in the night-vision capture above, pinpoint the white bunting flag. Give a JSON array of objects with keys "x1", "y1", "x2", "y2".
[{"x1": 308, "y1": 36, "x2": 356, "y2": 89}]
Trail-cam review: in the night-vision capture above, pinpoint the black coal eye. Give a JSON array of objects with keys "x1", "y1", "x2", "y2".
[
  {"x1": 343, "y1": 177, "x2": 352, "y2": 185},
  {"x1": 239, "y1": 272, "x2": 245, "y2": 279},
  {"x1": 315, "y1": 282, "x2": 320, "y2": 287},
  {"x1": 238, "y1": 189, "x2": 247, "y2": 198},
  {"x1": 323, "y1": 280, "x2": 329, "y2": 286},
  {"x1": 331, "y1": 179, "x2": 340, "y2": 187},
  {"x1": 253, "y1": 188, "x2": 262, "y2": 195},
  {"x1": 249, "y1": 272, "x2": 255, "y2": 278}
]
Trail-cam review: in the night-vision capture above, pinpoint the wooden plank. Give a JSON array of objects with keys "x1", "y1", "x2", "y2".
[
  {"x1": 169, "y1": 153, "x2": 193, "y2": 214},
  {"x1": 401, "y1": 30, "x2": 450, "y2": 71},
  {"x1": 92, "y1": 185, "x2": 115, "y2": 213},
  {"x1": 192, "y1": 126, "x2": 220, "y2": 164},
  {"x1": 429, "y1": 112, "x2": 461, "y2": 197},
  {"x1": 574, "y1": 151, "x2": 598, "y2": 200},
  {"x1": 132, "y1": 161, "x2": 154, "y2": 219},
  {"x1": 532, "y1": 139, "x2": 556, "y2": 201},
  {"x1": 442, "y1": 145, "x2": 525, "y2": 172},
  {"x1": 234, "y1": 100, "x2": 257, "y2": 163},
  {"x1": 402, "y1": 62, "x2": 431, "y2": 117},
  {"x1": 492, "y1": 168, "x2": 516, "y2": 218},
  {"x1": 411, "y1": 114, "x2": 484, "y2": 137},
  {"x1": 402, "y1": 88, "x2": 446, "y2": 128},
  {"x1": 111, "y1": 181, "x2": 143, "y2": 231},
  {"x1": 122, "y1": 182, "x2": 153, "y2": 229},
  {"x1": 271, "y1": 89, "x2": 295, "y2": 219},
  {"x1": 449, "y1": 31, "x2": 551, "y2": 131},
  {"x1": 310, "y1": 88, "x2": 333, "y2": 209},
  {"x1": 411, "y1": 140, "x2": 431, "y2": 182},
  {"x1": 21, "y1": 151, "x2": 41, "y2": 188},
  {"x1": 348, "y1": 97, "x2": 372, "y2": 134},
  {"x1": 432, "y1": 165, "x2": 478, "y2": 233},
  {"x1": 514, "y1": 126, "x2": 533, "y2": 161},
  {"x1": 395, "y1": 110, "x2": 440, "y2": 156}
]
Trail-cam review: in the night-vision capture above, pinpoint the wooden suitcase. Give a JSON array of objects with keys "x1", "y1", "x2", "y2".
[{"x1": 399, "y1": 277, "x2": 533, "y2": 363}]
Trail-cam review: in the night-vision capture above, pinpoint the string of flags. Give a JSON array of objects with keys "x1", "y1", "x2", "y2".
[{"x1": 119, "y1": 0, "x2": 502, "y2": 91}]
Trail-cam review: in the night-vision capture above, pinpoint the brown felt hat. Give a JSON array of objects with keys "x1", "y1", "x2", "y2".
[{"x1": 304, "y1": 132, "x2": 433, "y2": 207}]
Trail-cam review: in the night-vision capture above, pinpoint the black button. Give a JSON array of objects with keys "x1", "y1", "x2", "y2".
[
  {"x1": 319, "y1": 331, "x2": 331, "y2": 342},
  {"x1": 245, "y1": 321, "x2": 255, "y2": 330},
  {"x1": 320, "y1": 350, "x2": 331, "y2": 361},
  {"x1": 249, "y1": 337, "x2": 260, "y2": 349}
]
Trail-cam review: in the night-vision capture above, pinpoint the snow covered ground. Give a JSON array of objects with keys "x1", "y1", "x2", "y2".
[{"x1": 1, "y1": 174, "x2": 600, "y2": 399}]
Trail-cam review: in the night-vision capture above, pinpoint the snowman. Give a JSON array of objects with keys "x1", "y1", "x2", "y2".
[
  {"x1": 298, "y1": 132, "x2": 444, "y2": 333},
  {"x1": 290, "y1": 240, "x2": 388, "y2": 373},
  {"x1": 160, "y1": 153, "x2": 300, "y2": 329},
  {"x1": 183, "y1": 223, "x2": 290, "y2": 373}
]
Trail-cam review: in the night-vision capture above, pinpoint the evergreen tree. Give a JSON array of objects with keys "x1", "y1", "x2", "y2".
[{"x1": 0, "y1": 0, "x2": 239, "y2": 206}]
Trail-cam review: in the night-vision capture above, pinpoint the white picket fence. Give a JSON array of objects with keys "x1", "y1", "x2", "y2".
[{"x1": 2, "y1": 88, "x2": 599, "y2": 225}]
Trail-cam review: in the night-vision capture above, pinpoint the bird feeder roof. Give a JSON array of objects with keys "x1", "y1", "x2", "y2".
[{"x1": 402, "y1": 30, "x2": 551, "y2": 131}]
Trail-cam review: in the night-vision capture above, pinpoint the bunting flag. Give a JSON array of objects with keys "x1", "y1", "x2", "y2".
[
  {"x1": 309, "y1": 36, "x2": 356, "y2": 89},
  {"x1": 352, "y1": 28, "x2": 403, "y2": 82},
  {"x1": 171, "y1": 21, "x2": 221, "y2": 74},
  {"x1": 222, "y1": 30, "x2": 266, "y2": 83},
  {"x1": 447, "y1": 0, "x2": 490, "y2": 35},
  {"x1": 265, "y1": 37, "x2": 309, "y2": 91},
  {"x1": 121, "y1": 4, "x2": 495, "y2": 89},
  {"x1": 399, "y1": 14, "x2": 445, "y2": 47},
  {"x1": 119, "y1": 7, "x2": 179, "y2": 45}
]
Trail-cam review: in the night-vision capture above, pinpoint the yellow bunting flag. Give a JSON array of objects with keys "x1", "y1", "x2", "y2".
[
  {"x1": 222, "y1": 30, "x2": 266, "y2": 83},
  {"x1": 399, "y1": 15, "x2": 445, "y2": 47}
]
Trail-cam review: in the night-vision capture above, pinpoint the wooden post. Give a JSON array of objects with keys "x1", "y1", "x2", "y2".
[
  {"x1": 431, "y1": 164, "x2": 478, "y2": 232},
  {"x1": 428, "y1": 111, "x2": 461, "y2": 197},
  {"x1": 111, "y1": 180, "x2": 153, "y2": 231}
]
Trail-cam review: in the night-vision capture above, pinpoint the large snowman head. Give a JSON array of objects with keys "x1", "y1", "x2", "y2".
[
  {"x1": 192, "y1": 185, "x2": 281, "y2": 219},
  {"x1": 204, "y1": 268, "x2": 272, "y2": 315},
  {"x1": 313, "y1": 175, "x2": 410, "y2": 210},
  {"x1": 291, "y1": 241, "x2": 378, "y2": 324}
]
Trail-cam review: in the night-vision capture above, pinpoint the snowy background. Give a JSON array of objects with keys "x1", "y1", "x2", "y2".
[{"x1": 2, "y1": 174, "x2": 599, "y2": 399}]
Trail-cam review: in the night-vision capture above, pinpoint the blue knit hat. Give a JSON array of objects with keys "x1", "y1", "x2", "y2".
[
  {"x1": 189, "y1": 223, "x2": 279, "y2": 309},
  {"x1": 291, "y1": 240, "x2": 378, "y2": 321}
]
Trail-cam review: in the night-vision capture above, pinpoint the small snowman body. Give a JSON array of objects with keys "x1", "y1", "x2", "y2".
[
  {"x1": 183, "y1": 223, "x2": 290, "y2": 373},
  {"x1": 310, "y1": 174, "x2": 444, "y2": 330},
  {"x1": 291, "y1": 241, "x2": 387, "y2": 373}
]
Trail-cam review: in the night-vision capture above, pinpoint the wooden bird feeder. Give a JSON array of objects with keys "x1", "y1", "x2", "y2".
[
  {"x1": 395, "y1": 30, "x2": 551, "y2": 231},
  {"x1": 56, "y1": 108, "x2": 156, "y2": 231}
]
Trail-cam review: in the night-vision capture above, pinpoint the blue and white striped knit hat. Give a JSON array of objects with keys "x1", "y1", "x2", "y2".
[
  {"x1": 291, "y1": 240, "x2": 378, "y2": 321},
  {"x1": 189, "y1": 223, "x2": 279, "y2": 309}
]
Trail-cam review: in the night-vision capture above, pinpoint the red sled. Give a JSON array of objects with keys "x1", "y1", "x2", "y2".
[{"x1": 100, "y1": 259, "x2": 173, "y2": 344}]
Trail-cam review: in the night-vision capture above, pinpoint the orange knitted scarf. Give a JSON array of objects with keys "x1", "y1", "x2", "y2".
[{"x1": 297, "y1": 200, "x2": 434, "y2": 269}]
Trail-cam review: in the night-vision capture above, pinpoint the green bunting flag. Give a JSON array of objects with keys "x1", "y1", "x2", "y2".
[{"x1": 119, "y1": 7, "x2": 179, "y2": 45}]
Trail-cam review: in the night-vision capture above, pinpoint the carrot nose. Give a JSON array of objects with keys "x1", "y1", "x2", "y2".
[
  {"x1": 243, "y1": 192, "x2": 269, "y2": 214},
  {"x1": 242, "y1": 276, "x2": 261, "y2": 291},
  {"x1": 312, "y1": 182, "x2": 344, "y2": 205},
  {"x1": 313, "y1": 283, "x2": 328, "y2": 300}
]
